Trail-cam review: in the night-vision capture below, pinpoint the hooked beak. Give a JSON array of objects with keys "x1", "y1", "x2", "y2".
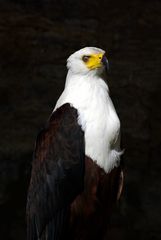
[{"x1": 101, "y1": 55, "x2": 109, "y2": 73}]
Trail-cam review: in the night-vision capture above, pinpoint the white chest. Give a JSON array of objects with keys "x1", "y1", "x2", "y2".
[{"x1": 54, "y1": 74, "x2": 122, "y2": 172}]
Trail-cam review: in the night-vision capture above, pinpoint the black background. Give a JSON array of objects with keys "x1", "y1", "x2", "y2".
[{"x1": 0, "y1": 0, "x2": 161, "y2": 239}]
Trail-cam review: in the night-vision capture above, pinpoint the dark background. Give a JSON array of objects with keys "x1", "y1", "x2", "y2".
[{"x1": 0, "y1": 0, "x2": 161, "y2": 239}]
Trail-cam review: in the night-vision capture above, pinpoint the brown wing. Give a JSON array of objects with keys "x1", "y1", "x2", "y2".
[{"x1": 26, "y1": 103, "x2": 85, "y2": 240}]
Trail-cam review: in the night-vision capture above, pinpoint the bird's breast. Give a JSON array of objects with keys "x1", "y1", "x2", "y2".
[
  {"x1": 77, "y1": 89, "x2": 121, "y2": 173},
  {"x1": 54, "y1": 76, "x2": 121, "y2": 172}
]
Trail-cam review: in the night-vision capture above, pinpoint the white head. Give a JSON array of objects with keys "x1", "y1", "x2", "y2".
[{"x1": 67, "y1": 47, "x2": 109, "y2": 76}]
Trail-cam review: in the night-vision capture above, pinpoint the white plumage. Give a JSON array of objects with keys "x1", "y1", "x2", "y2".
[{"x1": 54, "y1": 47, "x2": 122, "y2": 173}]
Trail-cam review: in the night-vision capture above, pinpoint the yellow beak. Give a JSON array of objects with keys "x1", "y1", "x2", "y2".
[{"x1": 86, "y1": 53, "x2": 104, "y2": 70}]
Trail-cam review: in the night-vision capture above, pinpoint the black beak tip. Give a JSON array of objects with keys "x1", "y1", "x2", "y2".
[{"x1": 102, "y1": 55, "x2": 109, "y2": 72}]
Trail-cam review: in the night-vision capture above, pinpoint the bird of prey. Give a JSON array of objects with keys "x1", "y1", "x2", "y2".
[{"x1": 26, "y1": 47, "x2": 124, "y2": 240}]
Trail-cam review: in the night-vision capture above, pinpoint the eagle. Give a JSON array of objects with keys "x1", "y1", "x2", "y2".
[{"x1": 26, "y1": 47, "x2": 124, "y2": 240}]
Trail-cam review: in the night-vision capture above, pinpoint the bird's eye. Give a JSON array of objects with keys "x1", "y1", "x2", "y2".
[{"x1": 82, "y1": 55, "x2": 90, "y2": 62}]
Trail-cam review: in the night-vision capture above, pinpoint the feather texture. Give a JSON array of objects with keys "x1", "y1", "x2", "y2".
[{"x1": 26, "y1": 103, "x2": 85, "y2": 240}]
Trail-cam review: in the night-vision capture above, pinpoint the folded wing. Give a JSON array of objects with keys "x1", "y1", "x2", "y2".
[{"x1": 26, "y1": 103, "x2": 85, "y2": 240}]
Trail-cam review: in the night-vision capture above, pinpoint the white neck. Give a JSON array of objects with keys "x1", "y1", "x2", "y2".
[{"x1": 54, "y1": 70, "x2": 122, "y2": 173}]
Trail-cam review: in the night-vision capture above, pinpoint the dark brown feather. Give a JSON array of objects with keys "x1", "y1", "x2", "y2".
[
  {"x1": 26, "y1": 103, "x2": 85, "y2": 240},
  {"x1": 69, "y1": 157, "x2": 123, "y2": 240}
]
